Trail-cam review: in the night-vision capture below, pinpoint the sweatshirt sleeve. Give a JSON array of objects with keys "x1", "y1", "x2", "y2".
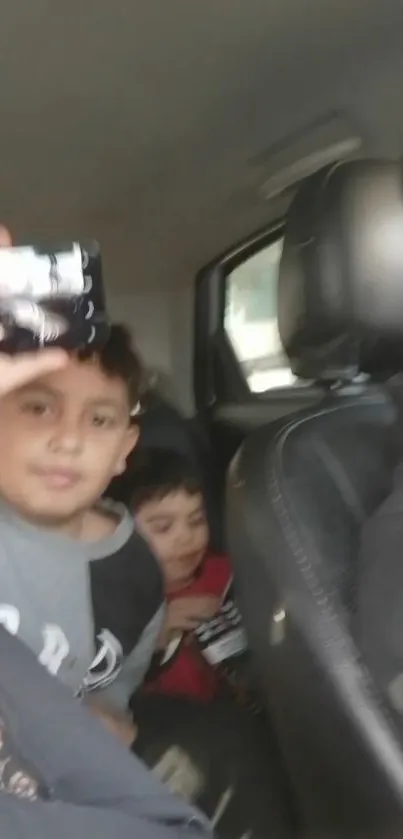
[
  {"x1": 0, "y1": 794, "x2": 208, "y2": 839},
  {"x1": 0, "y1": 628, "x2": 211, "y2": 836},
  {"x1": 99, "y1": 603, "x2": 165, "y2": 709},
  {"x1": 88, "y1": 526, "x2": 165, "y2": 708}
]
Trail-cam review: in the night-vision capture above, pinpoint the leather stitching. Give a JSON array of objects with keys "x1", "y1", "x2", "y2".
[{"x1": 265, "y1": 394, "x2": 402, "y2": 742}]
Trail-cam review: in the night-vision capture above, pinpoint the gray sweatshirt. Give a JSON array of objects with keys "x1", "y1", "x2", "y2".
[
  {"x1": 0, "y1": 498, "x2": 164, "y2": 709},
  {"x1": 0, "y1": 626, "x2": 211, "y2": 838}
]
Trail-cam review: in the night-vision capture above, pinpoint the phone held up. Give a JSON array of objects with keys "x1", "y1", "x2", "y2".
[{"x1": 0, "y1": 241, "x2": 110, "y2": 353}]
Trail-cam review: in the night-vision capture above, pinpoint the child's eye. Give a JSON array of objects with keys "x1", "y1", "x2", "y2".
[
  {"x1": 91, "y1": 413, "x2": 116, "y2": 429},
  {"x1": 189, "y1": 515, "x2": 206, "y2": 529},
  {"x1": 22, "y1": 401, "x2": 53, "y2": 417},
  {"x1": 151, "y1": 523, "x2": 172, "y2": 535},
  {"x1": 148, "y1": 519, "x2": 173, "y2": 535}
]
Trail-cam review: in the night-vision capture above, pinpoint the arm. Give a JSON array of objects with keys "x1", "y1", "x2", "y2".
[
  {"x1": 96, "y1": 603, "x2": 165, "y2": 711},
  {"x1": 82, "y1": 695, "x2": 138, "y2": 746},
  {"x1": 0, "y1": 628, "x2": 210, "y2": 834}
]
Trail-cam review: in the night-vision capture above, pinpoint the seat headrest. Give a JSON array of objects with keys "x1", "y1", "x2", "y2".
[{"x1": 278, "y1": 159, "x2": 403, "y2": 381}]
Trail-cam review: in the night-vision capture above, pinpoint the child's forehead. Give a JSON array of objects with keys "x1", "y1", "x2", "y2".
[
  {"x1": 139, "y1": 488, "x2": 204, "y2": 516},
  {"x1": 43, "y1": 355, "x2": 111, "y2": 385},
  {"x1": 29, "y1": 357, "x2": 127, "y2": 402}
]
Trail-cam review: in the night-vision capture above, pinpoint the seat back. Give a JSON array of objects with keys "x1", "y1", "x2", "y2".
[
  {"x1": 227, "y1": 161, "x2": 403, "y2": 836},
  {"x1": 228, "y1": 390, "x2": 403, "y2": 834}
]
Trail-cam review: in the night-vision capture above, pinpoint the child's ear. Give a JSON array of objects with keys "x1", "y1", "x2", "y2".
[{"x1": 114, "y1": 424, "x2": 139, "y2": 476}]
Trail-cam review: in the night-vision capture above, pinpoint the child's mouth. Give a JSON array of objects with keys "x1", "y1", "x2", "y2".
[{"x1": 33, "y1": 467, "x2": 81, "y2": 489}]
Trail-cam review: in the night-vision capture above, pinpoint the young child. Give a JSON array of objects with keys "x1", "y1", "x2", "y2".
[
  {"x1": 130, "y1": 448, "x2": 256, "y2": 705},
  {"x1": 129, "y1": 451, "x2": 282, "y2": 839},
  {"x1": 0, "y1": 226, "x2": 164, "y2": 743}
]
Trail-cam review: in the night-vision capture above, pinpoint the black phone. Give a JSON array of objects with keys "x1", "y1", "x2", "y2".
[{"x1": 0, "y1": 240, "x2": 110, "y2": 353}]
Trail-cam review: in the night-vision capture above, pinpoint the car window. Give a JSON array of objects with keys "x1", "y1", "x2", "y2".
[{"x1": 224, "y1": 238, "x2": 297, "y2": 392}]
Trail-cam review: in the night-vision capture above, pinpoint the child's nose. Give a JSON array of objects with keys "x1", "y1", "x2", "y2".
[
  {"x1": 49, "y1": 416, "x2": 83, "y2": 454},
  {"x1": 177, "y1": 529, "x2": 193, "y2": 548}
]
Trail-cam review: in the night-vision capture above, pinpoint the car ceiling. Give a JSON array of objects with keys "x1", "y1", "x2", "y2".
[{"x1": 2, "y1": 0, "x2": 403, "y2": 294}]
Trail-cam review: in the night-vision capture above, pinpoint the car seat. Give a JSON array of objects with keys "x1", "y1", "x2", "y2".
[{"x1": 226, "y1": 160, "x2": 403, "y2": 837}]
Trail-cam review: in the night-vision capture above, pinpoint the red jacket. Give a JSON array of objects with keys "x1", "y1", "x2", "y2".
[{"x1": 145, "y1": 554, "x2": 231, "y2": 701}]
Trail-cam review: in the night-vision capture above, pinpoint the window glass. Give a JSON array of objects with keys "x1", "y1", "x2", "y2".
[{"x1": 225, "y1": 238, "x2": 296, "y2": 392}]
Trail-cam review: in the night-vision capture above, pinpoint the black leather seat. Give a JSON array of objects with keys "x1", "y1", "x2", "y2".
[{"x1": 226, "y1": 160, "x2": 403, "y2": 837}]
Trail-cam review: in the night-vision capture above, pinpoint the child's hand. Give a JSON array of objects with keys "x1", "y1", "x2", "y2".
[
  {"x1": 166, "y1": 595, "x2": 221, "y2": 632},
  {"x1": 0, "y1": 348, "x2": 68, "y2": 395},
  {"x1": 96, "y1": 711, "x2": 138, "y2": 748},
  {"x1": 156, "y1": 596, "x2": 221, "y2": 648},
  {"x1": 83, "y1": 697, "x2": 138, "y2": 748}
]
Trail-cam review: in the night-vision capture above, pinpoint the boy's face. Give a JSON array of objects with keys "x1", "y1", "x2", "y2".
[
  {"x1": 135, "y1": 489, "x2": 209, "y2": 588},
  {"x1": 0, "y1": 356, "x2": 138, "y2": 525}
]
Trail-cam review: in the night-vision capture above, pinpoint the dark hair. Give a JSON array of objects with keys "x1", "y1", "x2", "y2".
[
  {"x1": 129, "y1": 448, "x2": 203, "y2": 510},
  {"x1": 79, "y1": 323, "x2": 143, "y2": 411}
]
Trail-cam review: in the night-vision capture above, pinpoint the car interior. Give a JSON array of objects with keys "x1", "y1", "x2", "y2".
[{"x1": 5, "y1": 0, "x2": 403, "y2": 836}]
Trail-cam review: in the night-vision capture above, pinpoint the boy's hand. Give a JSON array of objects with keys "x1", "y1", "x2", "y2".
[
  {"x1": 165, "y1": 595, "x2": 221, "y2": 633},
  {"x1": 92, "y1": 708, "x2": 138, "y2": 748},
  {"x1": 0, "y1": 225, "x2": 68, "y2": 395},
  {"x1": 0, "y1": 349, "x2": 68, "y2": 395},
  {"x1": 83, "y1": 696, "x2": 138, "y2": 748}
]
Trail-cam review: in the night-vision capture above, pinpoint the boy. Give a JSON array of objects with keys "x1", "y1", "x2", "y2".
[
  {"x1": 130, "y1": 448, "x2": 255, "y2": 704},
  {"x1": 129, "y1": 450, "x2": 288, "y2": 839},
  {"x1": 0, "y1": 228, "x2": 164, "y2": 739}
]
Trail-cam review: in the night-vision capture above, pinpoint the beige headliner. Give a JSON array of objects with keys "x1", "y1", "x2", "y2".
[{"x1": 1, "y1": 0, "x2": 403, "y2": 292}]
